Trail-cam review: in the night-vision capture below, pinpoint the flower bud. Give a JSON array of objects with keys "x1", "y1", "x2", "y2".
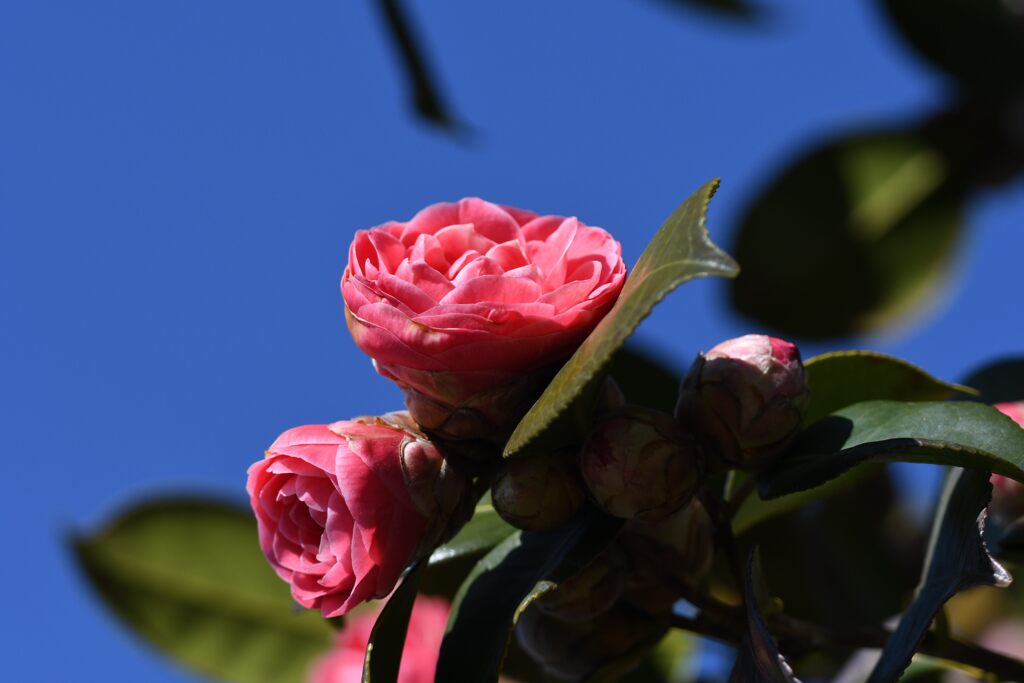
[
  {"x1": 491, "y1": 452, "x2": 586, "y2": 532},
  {"x1": 617, "y1": 500, "x2": 715, "y2": 614},
  {"x1": 675, "y1": 334, "x2": 809, "y2": 470},
  {"x1": 580, "y1": 406, "x2": 703, "y2": 521},
  {"x1": 516, "y1": 603, "x2": 668, "y2": 681},
  {"x1": 369, "y1": 412, "x2": 476, "y2": 552},
  {"x1": 534, "y1": 545, "x2": 628, "y2": 621},
  {"x1": 991, "y1": 402, "x2": 1024, "y2": 522}
]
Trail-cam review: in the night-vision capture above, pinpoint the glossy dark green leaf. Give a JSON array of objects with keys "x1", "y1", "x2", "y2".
[
  {"x1": 72, "y1": 497, "x2": 333, "y2": 683},
  {"x1": 758, "y1": 400, "x2": 1024, "y2": 500},
  {"x1": 867, "y1": 469, "x2": 1012, "y2": 683},
  {"x1": 728, "y1": 550, "x2": 799, "y2": 683},
  {"x1": 734, "y1": 352, "x2": 974, "y2": 533},
  {"x1": 428, "y1": 504, "x2": 515, "y2": 566},
  {"x1": 960, "y1": 357, "x2": 1024, "y2": 404},
  {"x1": 804, "y1": 351, "x2": 975, "y2": 426},
  {"x1": 505, "y1": 179, "x2": 738, "y2": 457},
  {"x1": 608, "y1": 344, "x2": 684, "y2": 412},
  {"x1": 730, "y1": 130, "x2": 964, "y2": 339},
  {"x1": 362, "y1": 562, "x2": 425, "y2": 683},
  {"x1": 878, "y1": 0, "x2": 1024, "y2": 89},
  {"x1": 435, "y1": 505, "x2": 624, "y2": 682},
  {"x1": 375, "y1": 0, "x2": 460, "y2": 132}
]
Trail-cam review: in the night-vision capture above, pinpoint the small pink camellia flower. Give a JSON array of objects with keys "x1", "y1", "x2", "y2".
[
  {"x1": 247, "y1": 413, "x2": 470, "y2": 617},
  {"x1": 675, "y1": 334, "x2": 810, "y2": 470},
  {"x1": 991, "y1": 401, "x2": 1024, "y2": 521},
  {"x1": 342, "y1": 198, "x2": 627, "y2": 441},
  {"x1": 310, "y1": 595, "x2": 450, "y2": 683}
]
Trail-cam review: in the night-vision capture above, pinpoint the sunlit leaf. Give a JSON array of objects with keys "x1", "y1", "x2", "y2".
[
  {"x1": 803, "y1": 350, "x2": 975, "y2": 426},
  {"x1": 435, "y1": 505, "x2": 623, "y2": 682},
  {"x1": 505, "y1": 179, "x2": 738, "y2": 457},
  {"x1": 866, "y1": 469, "x2": 1011, "y2": 683},
  {"x1": 72, "y1": 497, "x2": 333, "y2": 683},
  {"x1": 730, "y1": 130, "x2": 964, "y2": 339},
  {"x1": 758, "y1": 401, "x2": 1024, "y2": 499}
]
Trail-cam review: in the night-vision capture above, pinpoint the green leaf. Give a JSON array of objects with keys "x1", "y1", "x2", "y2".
[
  {"x1": 730, "y1": 130, "x2": 964, "y2": 339},
  {"x1": 72, "y1": 497, "x2": 333, "y2": 683},
  {"x1": 866, "y1": 468, "x2": 1011, "y2": 683},
  {"x1": 362, "y1": 562, "x2": 425, "y2": 683},
  {"x1": 435, "y1": 505, "x2": 624, "y2": 682},
  {"x1": 728, "y1": 550, "x2": 799, "y2": 683},
  {"x1": 803, "y1": 350, "x2": 975, "y2": 426},
  {"x1": 758, "y1": 400, "x2": 1024, "y2": 500},
  {"x1": 505, "y1": 179, "x2": 738, "y2": 457},
  {"x1": 428, "y1": 504, "x2": 515, "y2": 565},
  {"x1": 878, "y1": 0, "x2": 1024, "y2": 89},
  {"x1": 733, "y1": 352, "x2": 974, "y2": 534}
]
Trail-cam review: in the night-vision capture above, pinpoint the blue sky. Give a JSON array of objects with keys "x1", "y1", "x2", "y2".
[{"x1": 2, "y1": 1, "x2": 1023, "y2": 680}]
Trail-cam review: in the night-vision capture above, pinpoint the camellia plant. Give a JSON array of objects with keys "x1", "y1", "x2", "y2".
[{"x1": 74, "y1": 181, "x2": 1024, "y2": 683}]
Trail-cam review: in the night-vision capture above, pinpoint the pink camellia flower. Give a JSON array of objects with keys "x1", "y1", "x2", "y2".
[
  {"x1": 675, "y1": 334, "x2": 810, "y2": 470},
  {"x1": 342, "y1": 198, "x2": 627, "y2": 441},
  {"x1": 991, "y1": 401, "x2": 1024, "y2": 521},
  {"x1": 310, "y1": 595, "x2": 450, "y2": 683},
  {"x1": 247, "y1": 413, "x2": 470, "y2": 617}
]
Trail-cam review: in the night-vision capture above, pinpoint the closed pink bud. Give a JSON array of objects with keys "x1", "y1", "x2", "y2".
[
  {"x1": 580, "y1": 406, "x2": 703, "y2": 521},
  {"x1": 991, "y1": 402, "x2": 1024, "y2": 522},
  {"x1": 342, "y1": 198, "x2": 627, "y2": 442},
  {"x1": 246, "y1": 413, "x2": 471, "y2": 618},
  {"x1": 617, "y1": 500, "x2": 715, "y2": 615},
  {"x1": 676, "y1": 334, "x2": 810, "y2": 470},
  {"x1": 491, "y1": 453, "x2": 586, "y2": 532}
]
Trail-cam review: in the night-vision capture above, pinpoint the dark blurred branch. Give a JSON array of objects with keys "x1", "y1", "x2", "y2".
[{"x1": 374, "y1": 0, "x2": 460, "y2": 132}]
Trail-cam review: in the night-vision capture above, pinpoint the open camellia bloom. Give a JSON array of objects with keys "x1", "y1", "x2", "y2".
[
  {"x1": 992, "y1": 401, "x2": 1024, "y2": 521},
  {"x1": 310, "y1": 596, "x2": 450, "y2": 683},
  {"x1": 246, "y1": 413, "x2": 469, "y2": 617},
  {"x1": 342, "y1": 198, "x2": 627, "y2": 441}
]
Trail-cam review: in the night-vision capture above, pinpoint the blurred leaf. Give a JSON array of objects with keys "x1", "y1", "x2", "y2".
[
  {"x1": 505, "y1": 179, "x2": 738, "y2": 457},
  {"x1": 959, "y1": 357, "x2": 1024, "y2": 404},
  {"x1": 732, "y1": 465, "x2": 875, "y2": 536},
  {"x1": 804, "y1": 350, "x2": 975, "y2": 426},
  {"x1": 728, "y1": 550, "x2": 800, "y2": 682},
  {"x1": 72, "y1": 497, "x2": 333, "y2": 683},
  {"x1": 608, "y1": 344, "x2": 684, "y2": 412},
  {"x1": 878, "y1": 0, "x2": 1024, "y2": 90},
  {"x1": 362, "y1": 562, "x2": 424, "y2": 683},
  {"x1": 375, "y1": 0, "x2": 460, "y2": 131},
  {"x1": 428, "y1": 504, "x2": 515, "y2": 566},
  {"x1": 435, "y1": 505, "x2": 623, "y2": 682},
  {"x1": 651, "y1": 0, "x2": 763, "y2": 21},
  {"x1": 747, "y1": 466, "x2": 923, "y2": 630},
  {"x1": 867, "y1": 469, "x2": 1011, "y2": 683},
  {"x1": 758, "y1": 400, "x2": 1024, "y2": 499},
  {"x1": 730, "y1": 131, "x2": 964, "y2": 339}
]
